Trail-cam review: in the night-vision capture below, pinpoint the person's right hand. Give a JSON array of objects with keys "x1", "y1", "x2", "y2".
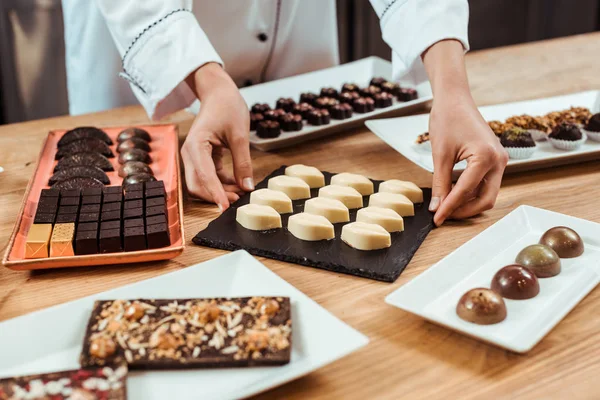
[{"x1": 182, "y1": 63, "x2": 254, "y2": 212}]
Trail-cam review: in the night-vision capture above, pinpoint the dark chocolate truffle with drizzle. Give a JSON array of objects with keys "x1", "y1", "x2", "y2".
[
  {"x1": 275, "y1": 97, "x2": 296, "y2": 112},
  {"x1": 280, "y1": 113, "x2": 303, "y2": 132},
  {"x1": 358, "y1": 85, "x2": 382, "y2": 98},
  {"x1": 256, "y1": 120, "x2": 281, "y2": 138},
  {"x1": 352, "y1": 97, "x2": 375, "y2": 113},
  {"x1": 320, "y1": 87, "x2": 339, "y2": 99},
  {"x1": 397, "y1": 88, "x2": 418, "y2": 102},
  {"x1": 374, "y1": 92, "x2": 394, "y2": 108},
  {"x1": 341, "y1": 83, "x2": 360, "y2": 93},
  {"x1": 307, "y1": 109, "x2": 330, "y2": 126},
  {"x1": 250, "y1": 103, "x2": 271, "y2": 114},
  {"x1": 291, "y1": 102, "x2": 314, "y2": 119},
  {"x1": 330, "y1": 103, "x2": 353, "y2": 120},
  {"x1": 549, "y1": 123, "x2": 583, "y2": 141}
]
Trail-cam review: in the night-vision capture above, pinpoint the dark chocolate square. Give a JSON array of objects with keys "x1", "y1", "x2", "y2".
[
  {"x1": 146, "y1": 197, "x2": 166, "y2": 208},
  {"x1": 78, "y1": 222, "x2": 98, "y2": 232},
  {"x1": 124, "y1": 183, "x2": 143, "y2": 193},
  {"x1": 59, "y1": 205, "x2": 79, "y2": 214},
  {"x1": 80, "y1": 204, "x2": 101, "y2": 213},
  {"x1": 145, "y1": 187, "x2": 165, "y2": 199},
  {"x1": 75, "y1": 230, "x2": 98, "y2": 255},
  {"x1": 101, "y1": 220, "x2": 121, "y2": 231},
  {"x1": 61, "y1": 189, "x2": 81, "y2": 197},
  {"x1": 34, "y1": 213, "x2": 55, "y2": 224},
  {"x1": 99, "y1": 228, "x2": 122, "y2": 253},
  {"x1": 124, "y1": 200, "x2": 143, "y2": 210},
  {"x1": 60, "y1": 197, "x2": 80, "y2": 207},
  {"x1": 82, "y1": 187, "x2": 103, "y2": 197},
  {"x1": 124, "y1": 226, "x2": 146, "y2": 251},
  {"x1": 40, "y1": 188, "x2": 60, "y2": 197},
  {"x1": 103, "y1": 186, "x2": 122, "y2": 195},
  {"x1": 56, "y1": 213, "x2": 77, "y2": 223},
  {"x1": 145, "y1": 180, "x2": 165, "y2": 191},
  {"x1": 103, "y1": 193, "x2": 122, "y2": 203},
  {"x1": 123, "y1": 207, "x2": 143, "y2": 219},
  {"x1": 38, "y1": 196, "x2": 59, "y2": 208},
  {"x1": 146, "y1": 222, "x2": 170, "y2": 248},
  {"x1": 124, "y1": 191, "x2": 143, "y2": 201},
  {"x1": 37, "y1": 202, "x2": 58, "y2": 214},
  {"x1": 124, "y1": 218, "x2": 144, "y2": 229},
  {"x1": 82, "y1": 195, "x2": 102, "y2": 205},
  {"x1": 145, "y1": 206, "x2": 166, "y2": 217},
  {"x1": 102, "y1": 202, "x2": 122, "y2": 212},
  {"x1": 146, "y1": 214, "x2": 167, "y2": 226},
  {"x1": 79, "y1": 212, "x2": 99, "y2": 223},
  {"x1": 101, "y1": 210, "x2": 121, "y2": 222}
]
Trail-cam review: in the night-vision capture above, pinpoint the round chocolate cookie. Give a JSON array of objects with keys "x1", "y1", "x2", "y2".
[
  {"x1": 55, "y1": 138, "x2": 114, "y2": 160},
  {"x1": 52, "y1": 176, "x2": 104, "y2": 190},
  {"x1": 124, "y1": 173, "x2": 157, "y2": 186},
  {"x1": 500, "y1": 128, "x2": 535, "y2": 148},
  {"x1": 276, "y1": 97, "x2": 296, "y2": 112},
  {"x1": 339, "y1": 91, "x2": 359, "y2": 104},
  {"x1": 320, "y1": 87, "x2": 339, "y2": 99},
  {"x1": 251, "y1": 103, "x2": 271, "y2": 114},
  {"x1": 54, "y1": 152, "x2": 114, "y2": 172},
  {"x1": 256, "y1": 121, "x2": 281, "y2": 138},
  {"x1": 352, "y1": 97, "x2": 375, "y2": 113},
  {"x1": 264, "y1": 109, "x2": 287, "y2": 122},
  {"x1": 341, "y1": 83, "x2": 360, "y2": 93},
  {"x1": 369, "y1": 77, "x2": 388, "y2": 88},
  {"x1": 549, "y1": 123, "x2": 583, "y2": 141},
  {"x1": 299, "y1": 92, "x2": 318, "y2": 106},
  {"x1": 281, "y1": 113, "x2": 303, "y2": 132},
  {"x1": 397, "y1": 88, "x2": 418, "y2": 102},
  {"x1": 118, "y1": 148, "x2": 152, "y2": 164},
  {"x1": 585, "y1": 113, "x2": 600, "y2": 132},
  {"x1": 307, "y1": 109, "x2": 331, "y2": 126},
  {"x1": 330, "y1": 103, "x2": 353, "y2": 120},
  {"x1": 291, "y1": 102, "x2": 315, "y2": 119},
  {"x1": 119, "y1": 161, "x2": 154, "y2": 178},
  {"x1": 358, "y1": 85, "x2": 382, "y2": 98},
  {"x1": 117, "y1": 137, "x2": 151, "y2": 153},
  {"x1": 250, "y1": 112, "x2": 265, "y2": 130},
  {"x1": 117, "y1": 127, "x2": 151, "y2": 143},
  {"x1": 48, "y1": 165, "x2": 110, "y2": 185},
  {"x1": 314, "y1": 97, "x2": 340, "y2": 111},
  {"x1": 374, "y1": 92, "x2": 394, "y2": 108},
  {"x1": 58, "y1": 127, "x2": 113, "y2": 147}
]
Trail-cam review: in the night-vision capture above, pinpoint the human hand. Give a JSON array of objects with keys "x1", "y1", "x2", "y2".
[
  {"x1": 428, "y1": 94, "x2": 508, "y2": 226},
  {"x1": 181, "y1": 63, "x2": 254, "y2": 212}
]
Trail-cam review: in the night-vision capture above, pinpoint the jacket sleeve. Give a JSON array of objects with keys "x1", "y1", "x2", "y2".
[
  {"x1": 94, "y1": 0, "x2": 223, "y2": 120},
  {"x1": 369, "y1": 0, "x2": 470, "y2": 85}
]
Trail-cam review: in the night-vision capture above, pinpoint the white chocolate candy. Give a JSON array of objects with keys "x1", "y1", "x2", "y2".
[
  {"x1": 330, "y1": 172, "x2": 374, "y2": 196},
  {"x1": 318, "y1": 185, "x2": 363, "y2": 209},
  {"x1": 304, "y1": 197, "x2": 349, "y2": 223},
  {"x1": 341, "y1": 222, "x2": 391, "y2": 250},
  {"x1": 236, "y1": 204, "x2": 282, "y2": 231},
  {"x1": 368, "y1": 192, "x2": 414, "y2": 217},
  {"x1": 249, "y1": 189, "x2": 293, "y2": 214},
  {"x1": 285, "y1": 164, "x2": 325, "y2": 188},
  {"x1": 379, "y1": 180, "x2": 423, "y2": 203},
  {"x1": 288, "y1": 213, "x2": 335, "y2": 241},
  {"x1": 268, "y1": 175, "x2": 311, "y2": 200},
  {"x1": 357, "y1": 207, "x2": 404, "y2": 232}
]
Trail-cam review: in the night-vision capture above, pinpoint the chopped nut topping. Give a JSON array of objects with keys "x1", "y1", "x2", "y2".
[
  {"x1": 89, "y1": 337, "x2": 116, "y2": 359},
  {"x1": 124, "y1": 303, "x2": 145, "y2": 321}
]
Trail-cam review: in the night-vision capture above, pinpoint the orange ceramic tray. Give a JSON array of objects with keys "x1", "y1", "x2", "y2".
[{"x1": 2, "y1": 124, "x2": 185, "y2": 270}]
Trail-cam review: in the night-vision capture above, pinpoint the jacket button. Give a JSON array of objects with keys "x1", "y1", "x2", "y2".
[{"x1": 257, "y1": 33, "x2": 268, "y2": 42}]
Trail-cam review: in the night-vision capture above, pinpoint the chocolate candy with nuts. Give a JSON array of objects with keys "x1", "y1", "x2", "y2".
[{"x1": 80, "y1": 297, "x2": 292, "y2": 369}]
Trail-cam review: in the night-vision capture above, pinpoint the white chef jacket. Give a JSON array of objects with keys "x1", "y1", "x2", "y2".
[{"x1": 62, "y1": 0, "x2": 469, "y2": 120}]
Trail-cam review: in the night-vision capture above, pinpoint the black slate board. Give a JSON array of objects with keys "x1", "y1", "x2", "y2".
[{"x1": 192, "y1": 166, "x2": 435, "y2": 282}]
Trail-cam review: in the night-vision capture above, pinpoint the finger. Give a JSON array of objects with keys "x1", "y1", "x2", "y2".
[
  {"x1": 213, "y1": 148, "x2": 236, "y2": 185},
  {"x1": 434, "y1": 159, "x2": 489, "y2": 226},
  {"x1": 226, "y1": 191, "x2": 240, "y2": 203},
  {"x1": 228, "y1": 133, "x2": 254, "y2": 191},
  {"x1": 430, "y1": 151, "x2": 454, "y2": 212},
  {"x1": 222, "y1": 183, "x2": 245, "y2": 195},
  {"x1": 450, "y1": 166, "x2": 504, "y2": 220}
]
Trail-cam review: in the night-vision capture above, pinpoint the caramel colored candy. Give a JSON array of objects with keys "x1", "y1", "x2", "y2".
[
  {"x1": 456, "y1": 288, "x2": 507, "y2": 325},
  {"x1": 125, "y1": 302, "x2": 146, "y2": 321},
  {"x1": 539, "y1": 226, "x2": 584, "y2": 258},
  {"x1": 25, "y1": 224, "x2": 53, "y2": 259},
  {"x1": 515, "y1": 244, "x2": 561, "y2": 278},
  {"x1": 50, "y1": 223, "x2": 75, "y2": 257},
  {"x1": 89, "y1": 336, "x2": 117, "y2": 359}
]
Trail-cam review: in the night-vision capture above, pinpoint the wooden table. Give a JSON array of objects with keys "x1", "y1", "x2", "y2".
[{"x1": 2, "y1": 33, "x2": 600, "y2": 399}]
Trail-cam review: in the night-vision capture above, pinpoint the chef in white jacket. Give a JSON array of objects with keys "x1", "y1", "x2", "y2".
[{"x1": 62, "y1": 0, "x2": 507, "y2": 226}]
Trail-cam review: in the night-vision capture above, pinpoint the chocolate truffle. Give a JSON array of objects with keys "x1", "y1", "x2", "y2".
[
  {"x1": 299, "y1": 92, "x2": 318, "y2": 106},
  {"x1": 256, "y1": 120, "x2": 281, "y2": 139},
  {"x1": 117, "y1": 137, "x2": 151, "y2": 153},
  {"x1": 263, "y1": 109, "x2": 287, "y2": 122},
  {"x1": 549, "y1": 123, "x2": 583, "y2": 141},
  {"x1": 358, "y1": 85, "x2": 382, "y2": 98},
  {"x1": 118, "y1": 149, "x2": 152, "y2": 164},
  {"x1": 369, "y1": 77, "x2": 388, "y2": 88},
  {"x1": 320, "y1": 87, "x2": 339, "y2": 99},
  {"x1": 330, "y1": 103, "x2": 353, "y2": 120},
  {"x1": 124, "y1": 173, "x2": 156, "y2": 186},
  {"x1": 291, "y1": 102, "x2": 314, "y2": 119},
  {"x1": 515, "y1": 244, "x2": 561, "y2": 278},
  {"x1": 456, "y1": 288, "x2": 507, "y2": 325},
  {"x1": 117, "y1": 127, "x2": 151, "y2": 143},
  {"x1": 314, "y1": 97, "x2": 339, "y2": 111},
  {"x1": 339, "y1": 91, "x2": 359, "y2": 104},
  {"x1": 250, "y1": 103, "x2": 271, "y2": 114},
  {"x1": 250, "y1": 112, "x2": 264, "y2": 130},
  {"x1": 118, "y1": 161, "x2": 153, "y2": 178},
  {"x1": 380, "y1": 81, "x2": 400, "y2": 96},
  {"x1": 280, "y1": 113, "x2": 303, "y2": 132},
  {"x1": 307, "y1": 109, "x2": 331, "y2": 126},
  {"x1": 539, "y1": 226, "x2": 584, "y2": 258},
  {"x1": 584, "y1": 113, "x2": 600, "y2": 132},
  {"x1": 352, "y1": 97, "x2": 375, "y2": 113},
  {"x1": 397, "y1": 88, "x2": 418, "y2": 102},
  {"x1": 374, "y1": 92, "x2": 394, "y2": 108},
  {"x1": 500, "y1": 128, "x2": 535, "y2": 148},
  {"x1": 341, "y1": 83, "x2": 360, "y2": 93},
  {"x1": 275, "y1": 97, "x2": 296, "y2": 112},
  {"x1": 491, "y1": 264, "x2": 540, "y2": 300}
]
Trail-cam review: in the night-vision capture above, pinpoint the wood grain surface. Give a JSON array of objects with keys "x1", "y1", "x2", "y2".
[{"x1": 1, "y1": 33, "x2": 600, "y2": 399}]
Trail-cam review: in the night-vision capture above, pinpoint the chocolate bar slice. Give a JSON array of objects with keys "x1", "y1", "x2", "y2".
[
  {"x1": 61, "y1": 189, "x2": 81, "y2": 197},
  {"x1": 123, "y1": 207, "x2": 143, "y2": 220},
  {"x1": 104, "y1": 186, "x2": 123, "y2": 195},
  {"x1": 81, "y1": 204, "x2": 101, "y2": 213},
  {"x1": 124, "y1": 183, "x2": 143, "y2": 193},
  {"x1": 82, "y1": 195, "x2": 102, "y2": 205},
  {"x1": 60, "y1": 196, "x2": 80, "y2": 207},
  {"x1": 103, "y1": 193, "x2": 123, "y2": 203},
  {"x1": 146, "y1": 214, "x2": 166, "y2": 227},
  {"x1": 145, "y1": 180, "x2": 165, "y2": 191},
  {"x1": 75, "y1": 229, "x2": 98, "y2": 255},
  {"x1": 146, "y1": 222, "x2": 170, "y2": 248},
  {"x1": 145, "y1": 205, "x2": 165, "y2": 217},
  {"x1": 34, "y1": 212, "x2": 55, "y2": 224},
  {"x1": 78, "y1": 222, "x2": 98, "y2": 232},
  {"x1": 102, "y1": 202, "x2": 122, "y2": 212},
  {"x1": 40, "y1": 188, "x2": 60, "y2": 197},
  {"x1": 124, "y1": 218, "x2": 144, "y2": 229},
  {"x1": 124, "y1": 191, "x2": 143, "y2": 201},
  {"x1": 124, "y1": 199, "x2": 143, "y2": 209},
  {"x1": 99, "y1": 228, "x2": 122, "y2": 253},
  {"x1": 146, "y1": 197, "x2": 165, "y2": 208},
  {"x1": 83, "y1": 187, "x2": 103, "y2": 196},
  {"x1": 124, "y1": 226, "x2": 146, "y2": 251},
  {"x1": 59, "y1": 205, "x2": 79, "y2": 214},
  {"x1": 79, "y1": 212, "x2": 99, "y2": 223},
  {"x1": 145, "y1": 187, "x2": 165, "y2": 199},
  {"x1": 80, "y1": 297, "x2": 292, "y2": 369},
  {"x1": 0, "y1": 366, "x2": 127, "y2": 400},
  {"x1": 55, "y1": 213, "x2": 77, "y2": 224},
  {"x1": 101, "y1": 210, "x2": 121, "y2": 222}
]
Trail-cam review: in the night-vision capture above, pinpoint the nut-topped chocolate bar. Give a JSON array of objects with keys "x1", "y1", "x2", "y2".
[{"x1": 80, "y1": 297, "x2": 292, "y2": 369}]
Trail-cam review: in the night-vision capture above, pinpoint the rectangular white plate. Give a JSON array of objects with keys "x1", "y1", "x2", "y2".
[
  {"x1": 385, "y1": 205, "x2": 600, "y2": 353},
  {"x1": 240, "y1": 56, "x2": 432, "y2": 151},
  {"x1": 366, "y1": 90, "x2": 600, "y2": 178},
  {"x1": 0, "y1": 251, "x2": 368, "y2": 399}
]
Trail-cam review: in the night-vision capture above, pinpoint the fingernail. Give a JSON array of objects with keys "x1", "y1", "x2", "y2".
[
  {"x1": 429, "y1": 197, "x2": 440, "y2": 212},
  {"x1": 243, "y1": 177, "x2": 254, "y2": 191},
  {"x1": 217, "y1": 204, "x2": 224, "y2": 213}
]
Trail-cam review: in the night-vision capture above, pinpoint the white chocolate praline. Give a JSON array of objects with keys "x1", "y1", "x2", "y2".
[
  {"x1": 236, "y1": 204, "x2": 282, "y2": 231},
  {"x1": 304, "y1": 197, "x2": 349, "y2": 223},
  {"x1": 341, "y1": 222, "x2": 391, "y2": 250},
  {"x1": 379, "y1": 180, "x2": 423, "y2": 203},
  {"x1": 267, "y1": 175, "x2": 311, "y2": 200},
  {"x1": 288, "y1": 213, "x2": 335, "y2": 241},
  {"x1": 318, "y1": 185, "x2": 363, "y2": 209},
  {"x1": 368, "y1": 192, "x2": 414, "y2": 217},
  {"x1": 249, "y1": 188, "x2": 293, "y2": 214},
  {"x1": 285, "y1": 164, "x2": 325, "y2": 188},
  {"x1": 330, "y1": 172, "x2": 374, "y2": 196},
  {"x1": 356, "y1": 207, "x2": 404, "y2": 232}
]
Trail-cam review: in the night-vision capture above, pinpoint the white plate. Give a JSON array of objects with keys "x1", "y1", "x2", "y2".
[
  {"x1": 385, "y1": 205, "x2": 600, "y2": 353},
  {"x1": 366, "y1": 90, "x2": 600, "y2": 178},
  {"x1": 0, "y1": 251, "x2": 368, "y2": 399},
  {"x1": 240, "y1": 56, "x2": 432, "y2": 151}
]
